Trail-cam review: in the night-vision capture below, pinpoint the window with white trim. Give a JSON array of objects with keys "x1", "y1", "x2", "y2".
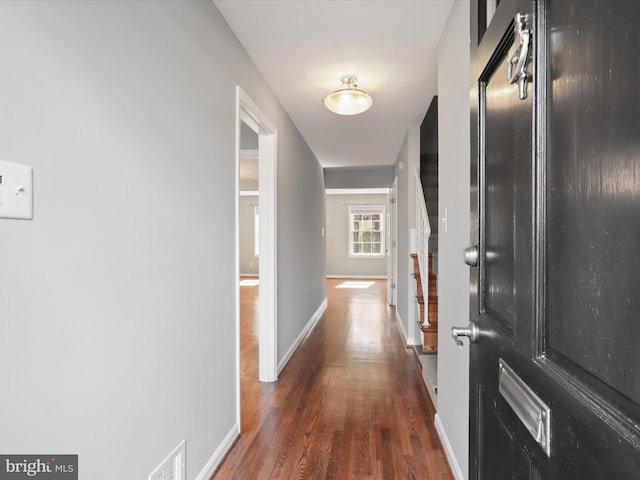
[{"x1": 349, "y1": 205, "x2": 385, "y2": 257}]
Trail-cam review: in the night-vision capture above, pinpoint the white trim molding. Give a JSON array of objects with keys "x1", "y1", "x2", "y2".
[
  {"x1": 194, "y1": 423, "x2": 240, "y2": 480},
  {"x1": 277, "y1": 298, "x2": 328, "y2": 375},
  {"x1": 236, "y1": 86, "x2": 278, "y2": 387},
  {"x1": 326, "y1": 275, "x2": 387, "y2": 279},
  {"x1": 348, "y1": 204, "x2": 386, "y2": 258},
  {"x1": 395, "y1": 311, "x2": 408, "y2": 344},
  {"x1": 435, "y1": 414, "x2": 466, "y2": 480},
  {"x1": 326, "y1": 188, "x2": 390, "y2": 195}
]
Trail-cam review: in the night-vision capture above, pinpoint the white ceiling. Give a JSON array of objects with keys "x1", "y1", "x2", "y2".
[{"x1": 214, "y1": 0, "x2": 454, "y2": 168}]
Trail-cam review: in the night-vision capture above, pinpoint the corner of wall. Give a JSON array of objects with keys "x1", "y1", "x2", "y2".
[
  {"x1": 195, "y1": 424, "x2": 240, "y2": 480},
  {"x1": 434, "y1": 0, "x2": 471, "y2": 478},
  {"x1": 394, "y1": 310, "x2": 408, "y2": 344},
  {"x1": 277, "y1": 298, "x2": 328, "y2": 374},
  {"x1": 435, "y1": 414, "x2": 466, "y2": 480}
]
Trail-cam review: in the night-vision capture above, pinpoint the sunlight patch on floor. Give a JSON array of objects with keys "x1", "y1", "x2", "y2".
[
  {"x1": 240, "y1": 279, "x2": 259, "y2": 286},
  {"x1": 336, "y1": 281, "x2": 374, "y2": 289}
]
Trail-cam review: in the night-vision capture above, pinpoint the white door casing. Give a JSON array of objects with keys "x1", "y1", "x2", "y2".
[
  {"x1": 235, "y1": 87, "x2": 278, "y2": 433},
  {"x1": 387, "y1": 178, "x2": 398, "y2": 306}
]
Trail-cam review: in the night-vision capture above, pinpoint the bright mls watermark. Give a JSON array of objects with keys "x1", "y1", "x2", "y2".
[{"x1": 0, "y1": 456, "x2": 77, "y2": 480}]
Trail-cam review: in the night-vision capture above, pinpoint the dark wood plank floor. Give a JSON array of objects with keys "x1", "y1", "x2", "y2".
[{"x1": 213, "y1": 278, "x2": 453, "y2": 480}]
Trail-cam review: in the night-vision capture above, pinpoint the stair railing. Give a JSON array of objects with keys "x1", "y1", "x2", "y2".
[{"x1": 413, "y1": 167, "x2": 431, "y2": 327}]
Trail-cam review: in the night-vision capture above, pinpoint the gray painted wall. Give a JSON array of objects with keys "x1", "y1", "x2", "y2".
[
  {"x1": 239, "y1": 122, "x2": 259, "y2": 191},
  {"x1": 276, "y1": 129, "x2": 326, "y2": 362},
  {"x1": 325, "y1": 193, "x2": 388, "y2": 277},
  {"x1": 436, "y1": 1, "x2": 471, "y2": 477},
  {"x1": 0, "y1": 1, "x2": 325, "y2": 479},
  {"x1": 393, "y1": 128, "x2": 421, "y2": 345},
  {"x1": 241, "y1": 121, "x2": 259, "y2": 149},
  {"x1": 324, "y1": 166, "x2": 394, "y2": 189}
]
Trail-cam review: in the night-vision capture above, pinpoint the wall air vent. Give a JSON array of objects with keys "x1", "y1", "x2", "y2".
[{"x1": 149, "y1": 440, "x2": 185, "y2": 480}]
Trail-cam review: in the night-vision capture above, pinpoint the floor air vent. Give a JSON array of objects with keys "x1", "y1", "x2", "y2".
[{"x1": 149, "y1": 440, "x2": 185, "y2": 480}]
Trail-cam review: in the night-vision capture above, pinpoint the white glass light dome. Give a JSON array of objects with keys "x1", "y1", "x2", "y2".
[{"x1": 323, "y1": 75, "x2": 373, "y2": 116}]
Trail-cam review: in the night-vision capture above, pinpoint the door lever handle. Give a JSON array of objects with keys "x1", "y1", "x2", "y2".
[{"x1": 451, "y1": 322, "x2": 480, "y2": 347}]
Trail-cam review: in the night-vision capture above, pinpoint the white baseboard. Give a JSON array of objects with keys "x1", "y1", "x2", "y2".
[
  {"x1": 325, "y1": 275, "x2": 387, "y2": 279},
  {"x1": 404, "y1": 301, "x2": 421, "y2": 346},
  {"x1": 394, "y1": 310, "x2": 420, "y2": 346},
  {"x1": 194, "y1": 423, "x2": 240, "y2": 480},
  {"x1": 277, "y1": 298, "x2": 328, "y2": 374},
  {"x1": 194, "y1": 299, "x2": 329, "y2": 479},
  {"x1": 434, "y1": 413, "x2": 466, "y2": 480},
  {"x1": 395, "y1": 311, "x2": 408, "y2": 344}
]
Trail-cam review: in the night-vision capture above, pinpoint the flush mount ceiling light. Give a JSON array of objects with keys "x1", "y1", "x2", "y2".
[{"x1": 323, "y1": 75, "x2": 373, "y2": 116}]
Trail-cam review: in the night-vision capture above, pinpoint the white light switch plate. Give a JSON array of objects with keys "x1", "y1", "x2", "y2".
[
  {"x1": 0, "y1": 160, "x2": 33, "y2": 219},
  {"x1": 441, "y1": 207, "x2": 448, "y2": 233}
]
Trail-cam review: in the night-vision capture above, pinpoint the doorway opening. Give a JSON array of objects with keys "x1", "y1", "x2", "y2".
[{"x1": 235, "y1": 87, "x2": 278, "y2": 431}]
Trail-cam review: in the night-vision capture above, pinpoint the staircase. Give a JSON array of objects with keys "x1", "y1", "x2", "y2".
[
  {"x1": 425, "y1": 254, "x2": 438, "y2": 351},
  {"x1": 411, "y1": 252, "x2": 438, "y2": 352},
  {"x1": 414, "y1": 95, "x2": 439, "y2": 353},
  {"x1": 410, "y1": 253, "x2": 425, "y2": 323}
]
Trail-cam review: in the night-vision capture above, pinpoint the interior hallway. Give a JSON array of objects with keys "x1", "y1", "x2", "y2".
[{"x1": 213, "y1": 278, "x2": 453, "y2": 480}]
